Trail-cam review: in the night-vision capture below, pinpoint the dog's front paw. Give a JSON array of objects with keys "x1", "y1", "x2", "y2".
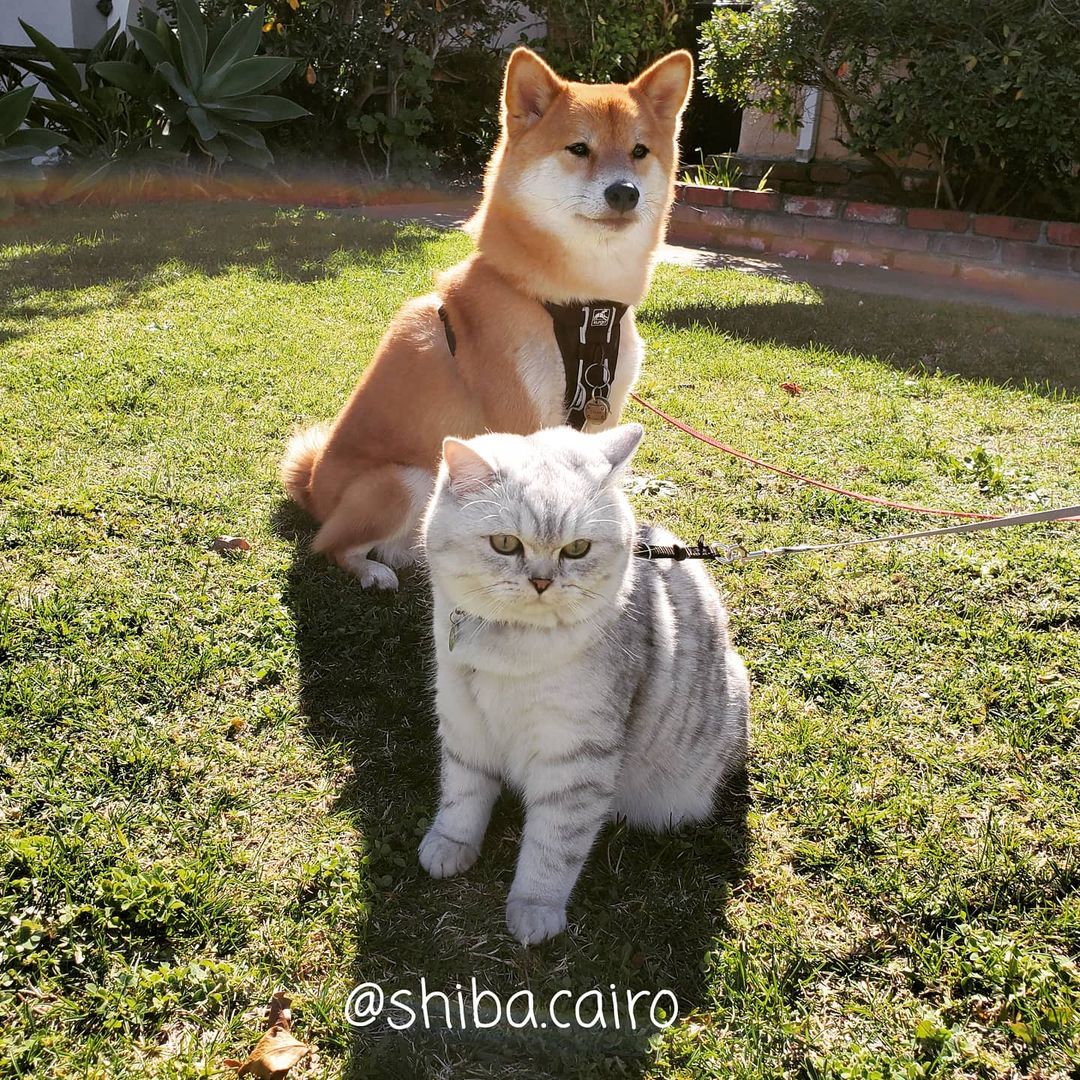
[
  {"x1": 359, "y1": 562, "x2": 399, "y2": 590},
  {"x1": 419, "y1": 829, "x2": 479, "y2": 879},
  {"x1": 506, "y1": 898, "x2": 567, "y2": 946},
  {"x1": 340, "y1": 549, "x2": 400, "y2": 591}
]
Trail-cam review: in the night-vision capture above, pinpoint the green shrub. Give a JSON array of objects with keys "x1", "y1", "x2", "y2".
[
  {"x1": 164, "y1": 0, "x2": 520, "y2": 178},
  {"x1": 18, "y1": 20, "x2": 156, "y2": 160},
  {"x1": 13, "y1": 1, "x2": 305, "y2": 171},
  {"x1": 0, "y1": 85, "x2": 66, "y2": 164},
  {"x1": 425, "y1": 45, "x2": 507, "y2": 173},
  {"x1": 0, "y1": 85, "x2": 67, "y2": 218},
  {"x1": 537, "y1": 0, "x2": 692, "y2": 83},
  {"x1": 94, "y1": 0, "x2": 307, "y2": 168},
  {"x1": 699, "y1": 0, "x2": 1080, "y2": 219}
]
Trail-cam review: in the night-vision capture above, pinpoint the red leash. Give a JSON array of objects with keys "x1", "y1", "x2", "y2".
[{"x1": 630, "y1": 393, "x2": 1080, "y2": 523}]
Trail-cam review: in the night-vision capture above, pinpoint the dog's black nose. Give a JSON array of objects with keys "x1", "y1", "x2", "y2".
[{"x1": 604, "y1": 181, "x2": 639, "y2": 213}]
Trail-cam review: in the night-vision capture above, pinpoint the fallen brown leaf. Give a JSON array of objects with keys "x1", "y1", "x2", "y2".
[
  {"x1": 224, "y1": 993, "x2": 311, "y2": 1079},
  {"x1": 209, "y1": 536, "x2": 251, "y2": 553}
]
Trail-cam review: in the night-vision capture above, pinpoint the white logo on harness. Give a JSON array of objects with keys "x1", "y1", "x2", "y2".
[{"x1": 590, "y1": 308, "x2": 612, "y2": 328}]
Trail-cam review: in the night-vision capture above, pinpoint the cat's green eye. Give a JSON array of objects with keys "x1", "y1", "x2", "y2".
[
  {"x1": 490, "y1": 534, "x2": 523, "y2": 555},
  {"x1": 561, "y1": 539, "x2": 591, "y2": 559}
]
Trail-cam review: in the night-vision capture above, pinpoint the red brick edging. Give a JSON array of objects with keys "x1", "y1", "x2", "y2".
[{"x1": 671, "y1": 183, "x2": 1080, "y2": 311}]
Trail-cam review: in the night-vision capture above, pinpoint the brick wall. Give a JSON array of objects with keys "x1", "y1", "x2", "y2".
[
  {"x1": 726, "y1": 153, "x2": 937, "y2": 203},
  {"x1": 671, "y1": 183, "x2": 1080, "y2": 312}
]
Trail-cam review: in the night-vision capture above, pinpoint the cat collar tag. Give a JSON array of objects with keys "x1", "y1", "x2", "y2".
[{"x1": 448, "y1": 609, "x2": 468, "y2": 652}]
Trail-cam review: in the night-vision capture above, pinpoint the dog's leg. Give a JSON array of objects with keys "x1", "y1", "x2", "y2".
[
  {"x1": 311, "y1": 465, "x2": 422, "y2": 590},
  {"x1": 371, "y1": 466, "x2": 435, "y2": 572},
  {"x1": 340, "y1": 550, "x2": 400, "y2": 590}
]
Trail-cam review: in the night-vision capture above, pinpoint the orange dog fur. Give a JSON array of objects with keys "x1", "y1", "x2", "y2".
[{"x1": 280, "y1": 47, "x2": 693, "y2": 588}]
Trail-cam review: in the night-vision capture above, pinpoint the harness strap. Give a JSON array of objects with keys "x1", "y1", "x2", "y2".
[
  {"x1": 544, "y1": 301, "x2": 628, "y2": 430},
  {"x1": 437, "y1": 305, "x2": 456, "y2": 357},
  {"x1": 437, "y1": 300, "x2": 627, "y2": 431}
]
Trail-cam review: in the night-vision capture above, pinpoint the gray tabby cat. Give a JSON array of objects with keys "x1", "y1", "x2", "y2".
[{"x1": 419, "y1": 424, "x2": 750, "y2": 945}]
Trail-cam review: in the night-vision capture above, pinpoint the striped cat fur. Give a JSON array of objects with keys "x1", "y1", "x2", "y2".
[{"x1": 419, "y1": 424, "x2": 750, "y2": 944}]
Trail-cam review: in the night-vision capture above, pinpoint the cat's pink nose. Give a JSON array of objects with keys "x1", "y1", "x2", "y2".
[{"x1": 530, "y1": 578, "x2": 552, "y2": 594}]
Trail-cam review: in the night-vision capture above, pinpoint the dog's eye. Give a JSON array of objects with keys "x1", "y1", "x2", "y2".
[
  {"x1": 490, "y1": 534, "x2": 523, "y2": 555},
  {"x1": 631, "y1": 144, "x2": 649, "y2": 160},
  {"x1": 561, "y1": 539, "x2": 591, "y2": 559},
  {"x1": 565, "y1": 142, "x2": 590, "y2": 158}
]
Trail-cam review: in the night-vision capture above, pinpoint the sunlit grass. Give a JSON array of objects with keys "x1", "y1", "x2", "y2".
[{"x1": 1, "y1": 203, "x2": 1078, "y2": 1079}]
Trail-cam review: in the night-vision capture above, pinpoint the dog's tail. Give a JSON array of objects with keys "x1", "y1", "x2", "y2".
[{"x1": 280, "y1": 422, "x2": 330, "y2": 513}]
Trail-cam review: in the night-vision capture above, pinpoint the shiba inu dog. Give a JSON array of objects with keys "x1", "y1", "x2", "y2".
[{"x1": 280, "y1": 46, "x2": 693, "y2": 588}]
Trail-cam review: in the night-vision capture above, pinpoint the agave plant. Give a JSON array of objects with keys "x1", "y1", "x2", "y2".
[
  {"x1": 0, "y1": 85, "x2": 67, "y2": 164},
  {"x1": 18, "y1": 20, "x2": 155, "y2": 159},
  {"x1": 93, "y1": 0, "x2": 307, "y2": 168}
]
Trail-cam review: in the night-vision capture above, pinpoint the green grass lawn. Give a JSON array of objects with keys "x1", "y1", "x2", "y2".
[{"x1": 2, "y1": 203, "x2": 1079, "y2": 1080}]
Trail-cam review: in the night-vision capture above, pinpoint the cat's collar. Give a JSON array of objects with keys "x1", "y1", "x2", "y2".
[
  {"x1": 448, "y1": 606, "x2": 575, "y2": 650},
  {"x1": 449, "y1": 608, "x2": 515, "y2": 651}
]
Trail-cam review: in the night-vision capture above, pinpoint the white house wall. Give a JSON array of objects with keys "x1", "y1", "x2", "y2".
[
  {"x1": 1, "y1": 0, "x2": 147, "y2": 48},
  {"x1": 1, "y1": 1, "x2": 75, "y2": 47},
  {"x1": 494, "y1": 5, "x2": 543, "y2": 49}
]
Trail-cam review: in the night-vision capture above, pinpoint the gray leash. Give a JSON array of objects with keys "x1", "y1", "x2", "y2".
[{"x1": 633, "y1": 503, "x2": 1080, "y2": 564}]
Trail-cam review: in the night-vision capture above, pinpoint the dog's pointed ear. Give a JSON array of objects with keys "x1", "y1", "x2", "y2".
[
  {"x1": 443, "y1": 438, "x2": 497, "y2": 496},
  {"x1": 503, "y1": 47, "x2": 565, "y2": 130},
  {"x1": 632, "y1": 50, "x2": 694, "y2": 122}
]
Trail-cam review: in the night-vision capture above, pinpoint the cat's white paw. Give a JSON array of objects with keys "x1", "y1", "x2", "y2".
[
  {"x1": 506, "y1": 898, "x2": 567, "y2": 946},
  {"x1": 341, "y1": 549, "x2": 400, "y2": 591},
  {"x1": 418, "y1": 829, "x2": 479, "y2": 879}
]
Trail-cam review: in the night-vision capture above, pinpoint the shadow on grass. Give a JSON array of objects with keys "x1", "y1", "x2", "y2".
[
  {"x1": 641, "y1": 298, "x2": 1080, "y2": 398},
  {"x1": 275, "y1": 501, "x2": 749, "y2": 1079},
  {"x1": 0, "y1": 204, "x2": 429, "y2": 345}
]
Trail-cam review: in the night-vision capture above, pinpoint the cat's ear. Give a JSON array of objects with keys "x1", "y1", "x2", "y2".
[
  {"x1": 596, "y1": 423, "x2": 644, "y2": 475},
  {"x1": 443, "y1": 438, "x2": 497, "y2": 496}
]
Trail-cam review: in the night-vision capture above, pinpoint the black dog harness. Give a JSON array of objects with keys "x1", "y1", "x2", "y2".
[{"x1": 438, "y1": 300, "x2": 628, "y2": 430}]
